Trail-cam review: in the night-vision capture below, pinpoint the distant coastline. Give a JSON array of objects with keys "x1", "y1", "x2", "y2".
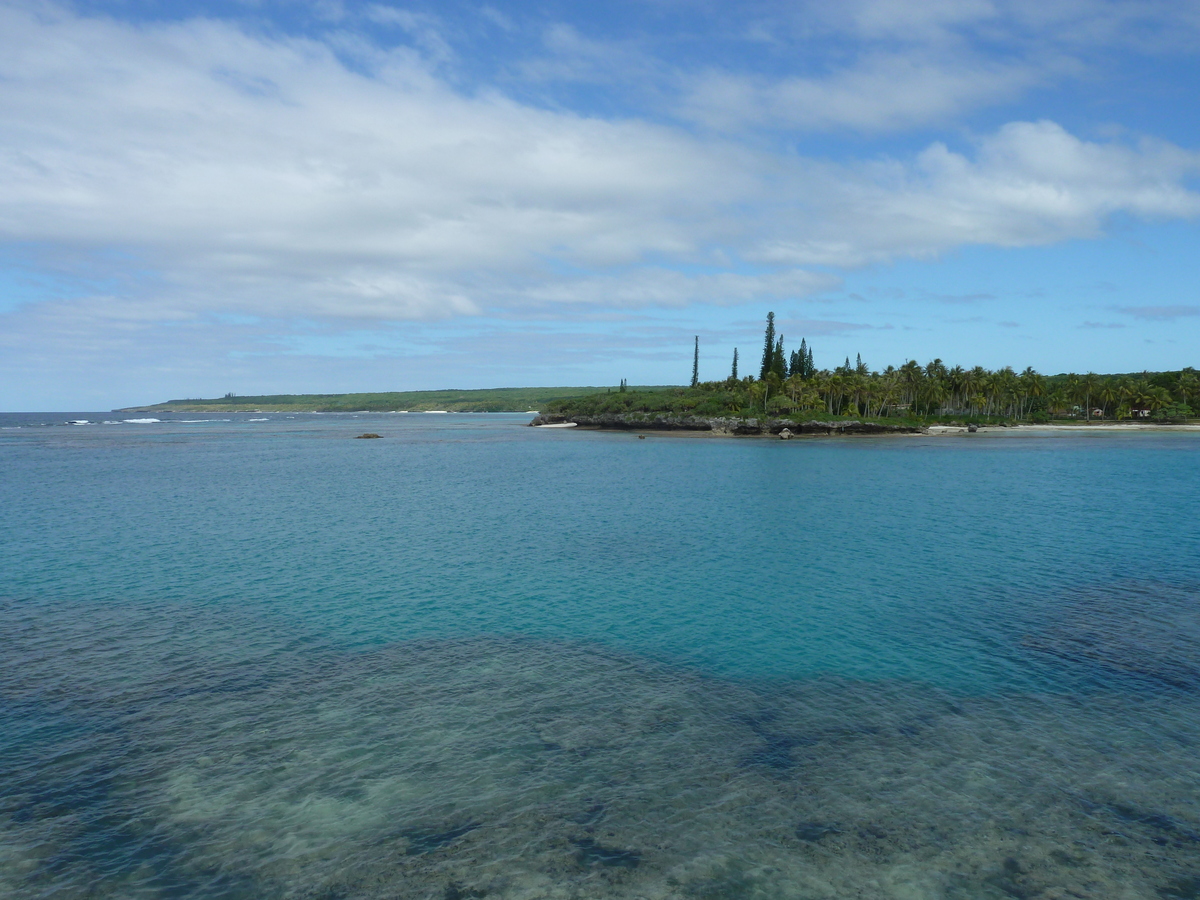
[
  {"x1": 117, "y1": 386, "x2": 674, "y2": 415},
  {"x1": 120, "y1": 358, "x2": 1199, "y2": 431}
]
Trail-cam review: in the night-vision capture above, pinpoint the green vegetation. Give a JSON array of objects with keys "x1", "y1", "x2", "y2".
[
  {"x1": 122, "y1": 386, "x2": 674, "y2": 414},
  {"x1": 545, "y1": 367, "x2": 1198, "y2": 425},
  {"x1": 548, "y1": 312, "x2": 1198, "y2": 425},
  {"x1": 125, "y1": 312, "x2": 1197, "y2": 424}
]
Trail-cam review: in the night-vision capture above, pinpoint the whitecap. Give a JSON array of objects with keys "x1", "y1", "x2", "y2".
[
  {"x1": 248, "y1": 418, "x2": 269, "y2": 422},
  {"x1": 122, "y1": 418, "x2": 161, "y2": 424},
  {"x1": 67, "y1": 420, "x2": 90, "y2": 425}
]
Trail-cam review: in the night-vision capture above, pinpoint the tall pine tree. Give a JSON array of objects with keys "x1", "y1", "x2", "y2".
[
  {"x1": 731, "y1": 348, "x2": 738, "y2": 380},
  {"x1": 773, "y1": 336, "x2": 786, "y2": 380},
  {"x1": 759, "y1": 312, "x2": 776, "y2": 381},
  {"x1": 691, "y1": 336, "x2": 699, "y2": 387}
]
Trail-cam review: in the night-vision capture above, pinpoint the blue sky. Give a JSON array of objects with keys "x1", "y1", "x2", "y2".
[{"x1": 1, "y1": 0, "x2": 1198, "y2": 409}]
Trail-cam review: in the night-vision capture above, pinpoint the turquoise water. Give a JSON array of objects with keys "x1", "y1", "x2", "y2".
[{"x1": 3, "y1": 413, "x2": 1200, "y2": 898}]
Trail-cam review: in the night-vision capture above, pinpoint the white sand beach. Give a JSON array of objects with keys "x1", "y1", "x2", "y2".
[{"x1": 927, "y1": 423, "x2": 1200, "y2": 434}]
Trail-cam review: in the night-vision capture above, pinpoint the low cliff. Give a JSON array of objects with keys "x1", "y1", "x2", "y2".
[{"x1": 529, "y1": 413, "x2": 924, "y2": 435}]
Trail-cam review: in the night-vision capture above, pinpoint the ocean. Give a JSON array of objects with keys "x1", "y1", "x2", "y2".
[{"x1": 2, "y1": 412, "x2": 1199, "y2": 898}]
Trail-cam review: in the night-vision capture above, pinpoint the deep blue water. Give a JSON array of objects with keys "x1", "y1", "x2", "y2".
[{"x1": 3, "y1": 412, "x2": 1200, "y2": 899}]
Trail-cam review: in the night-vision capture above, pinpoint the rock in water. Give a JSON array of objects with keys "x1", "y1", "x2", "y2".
[
  {"x1": 779, "y1": 428, "x2": 793, "y2": 440},
  {"x1": 355, "y1": 433, "x2": 382, "y2": 439}
]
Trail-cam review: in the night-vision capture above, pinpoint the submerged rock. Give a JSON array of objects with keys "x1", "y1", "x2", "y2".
[
  {"x1": 1159, "y1": 876, "x2": 1200, "y2": 899},
  {"x1": 1022, "y1": 581, "x2": 1200, "y2": 691},
  {"x1": 402, "y1": 822, "x2": 481, "y2": 855},
  {"x1": 796, "y1": 822, "x2": 843, "y2": 842},
  {"x1": 570, "y1": 837, "x2": 641, "y2": 868},
  {"x1": 354, "y1": 433, "x2": 382, "y2": 439}
]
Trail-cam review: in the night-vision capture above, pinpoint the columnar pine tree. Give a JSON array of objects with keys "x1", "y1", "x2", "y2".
[
  {"x1": 691, "y1": 336, "x2": 699, "y2": 388},
  {"x1": 773, "y1": 337, "x2": 786, "y2": 380},
  {"x1": 760, "y1": 312, "x2": 776, "y2": 380},
  {"x1": 806, "y1": 345, "x2": 814, "y2": 377},
  {"x1": 731, "y1": 348, "x2": 738, "y2": 380},
  {"x1": 798, "y1": 339, "x2": 808, "y2": 377}
]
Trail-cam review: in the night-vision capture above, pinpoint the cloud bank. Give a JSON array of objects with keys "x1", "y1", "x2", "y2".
[{"x1": 2, "y1": 1, "x2": 1198, "y2": 331}]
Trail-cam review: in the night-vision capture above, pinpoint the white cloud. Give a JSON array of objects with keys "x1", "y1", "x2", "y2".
[
  {"x1": 519, "y1": 268, "x2": 843, "y2": 309},
  {"x1": 746, "y1": 121, "x2": 1200, "y2": 266},
  {"x1": 681, "y1": 51, "x2": 1053, "y2": 133},
  {"x1": 679, "y1": 0, "x2": 1200, "y2": 134},
  {"x1": 0, "y1": 0, "x2": 1197, "y2": 339}
]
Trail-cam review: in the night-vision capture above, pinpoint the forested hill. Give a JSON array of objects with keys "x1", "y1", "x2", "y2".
[{"x1": 119, "y1": 386, "x2": 673, "y2": 413}]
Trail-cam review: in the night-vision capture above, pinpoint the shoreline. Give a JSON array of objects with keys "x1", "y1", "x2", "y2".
[
  {"x1": 928, "y1": 422, "x2": 1200, "y2": 434},
  {"x1": 531, "y1": 412, "x2": 1200, "y2": 438}
]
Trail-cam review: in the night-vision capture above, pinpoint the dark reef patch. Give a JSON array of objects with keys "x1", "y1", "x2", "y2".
[
  {"x1": 795, "y1": 822, "x2": 843, "y2": 842},
  {"x1": 570, "y1": 837, "x2": 641, "y2": 868},
  {"x1": 1022, "y1": 580, "x2": 1200, "y2": 692},
  {"x1": 402, "y1": 822, "x2": 481, "y2": 856}
]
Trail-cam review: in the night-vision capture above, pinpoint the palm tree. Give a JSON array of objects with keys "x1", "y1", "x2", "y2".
[
  {"x1": 925, "y1": 378, "x2": 949, "y2": 416},
  {"x1": 899, "y1": 361, "x2": 923, "y2": 413},
  {"x1": 860, "y1": 380, "x2": 880, "y2": 418},
  {"x1": 1019, "y1": 367, "x2": 1044, "y2": 420},
  {"x1": 1081, "y1": 372, "x2": 1101, "y2": 422},
  {"x1": 947, "y1": 365, "x2": 966, "y2": 413},
  {"x1": 815, "y1": 372, "x2": 833, "y2": 415},
  {"x1": 1047, "y1": 388, "x2": 1069, "y2": 418},
  {"x1": 1124, "y1": 379, "x2": 1159, "y2": 417},
  {"x1": 964, "y1": 367, "x2": 987, "y2": 416},
  {"x1": 795, "y1": 382, "x2": 822, "y2": 412},
  {"x1": 925, "y1": 358, "x2": 948, "y2": 390},
  {"x1": 827, "y1": 374, "x2": 846, "y2": 415},
  {"x1": 984, "y1": 370, "x2": 1008, "y2": 417},
  {"x1": 1119, "y1": 379, "x2": 1142, "y2": 417},
  {"x1": 996, "y1": 368, "x2": 1018, "y2": 417},
  {"x1": 876, "y1": 372, "x2": 900, "y2": 417},
  {"x1": 1064, "y1": 374, "x2": 1082, "y2": 417},
  {"x1": 1147, "y1": 385, "x2": 1172, "y2": 416},
  {"x1": 1097, "y1": 381, "x2": 1118, "y2": 419},
  {"x1": 1177, "y1": 370, "x2": 1199, "y2": 411}
]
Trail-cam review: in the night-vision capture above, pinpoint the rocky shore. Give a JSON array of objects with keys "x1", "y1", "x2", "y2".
[{"x1": 529, "y1": 412, "x2": 924, "y2": 435}]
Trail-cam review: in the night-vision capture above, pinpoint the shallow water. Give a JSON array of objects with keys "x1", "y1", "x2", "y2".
[{"x1": 2, "y1": 413, "x2": 1200, "y2": 898}]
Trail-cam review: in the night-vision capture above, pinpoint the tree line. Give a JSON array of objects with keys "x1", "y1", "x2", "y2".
[{"x1": 691, "y1": 312, "x2": 1197, "y2": 421}]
